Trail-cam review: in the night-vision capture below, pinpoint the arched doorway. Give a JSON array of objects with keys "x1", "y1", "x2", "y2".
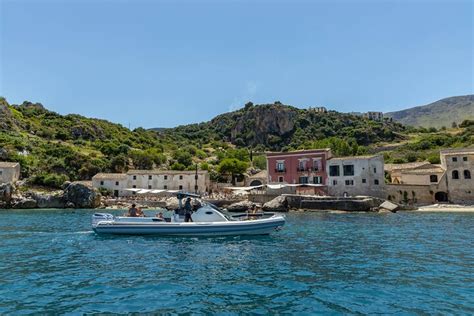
[
  {"x1": 249, "y1": 180, "x2": 263, "y2": 187},
  {"x1": 435, "y1": 192, "x2": 448, "y2": 202}
]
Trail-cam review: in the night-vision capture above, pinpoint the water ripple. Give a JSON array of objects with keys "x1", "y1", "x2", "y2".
[{"x1": 0, "y1": 210, "x2": 473, "y2": 314}]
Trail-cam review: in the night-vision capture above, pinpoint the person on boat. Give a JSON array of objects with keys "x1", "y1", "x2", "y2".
[
  {"x1": 184, "y1": 197, "x2": 193, "y2": 222},
  {"x1": 137, "y1": 207, "x2": 145, "y2": 217},
  {"x1": 128, "y1": 204, "x2": 139, "y2": 217},
  {"x1": 156, "y1": 212, "x2": 164, "y2": 220}
]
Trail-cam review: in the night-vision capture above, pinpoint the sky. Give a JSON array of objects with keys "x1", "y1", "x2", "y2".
[{"x1": 1, "y1": 0, "x2": 473, "y2": 128}]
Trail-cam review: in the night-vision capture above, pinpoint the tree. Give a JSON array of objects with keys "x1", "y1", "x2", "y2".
[{"x1": 217, "y1": 158, "x2": 248, "y2": 185}]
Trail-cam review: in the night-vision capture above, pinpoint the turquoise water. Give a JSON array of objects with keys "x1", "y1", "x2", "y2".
[{"x1": 0, "y1": 210, "x2": 473, "y2": 314}]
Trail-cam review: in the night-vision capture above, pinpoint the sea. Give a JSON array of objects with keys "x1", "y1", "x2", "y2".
[{"x1": 0, "y1": 209, "x2": 473, "y2": 314}]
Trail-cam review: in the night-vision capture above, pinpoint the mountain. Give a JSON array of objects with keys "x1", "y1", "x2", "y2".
[{"x1": 385, "y1": 95, "x2": 474, "y2": 128}]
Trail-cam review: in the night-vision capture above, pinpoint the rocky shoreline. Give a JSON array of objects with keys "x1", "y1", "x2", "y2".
[{"x1": 0, "y1": 182, "x2": 101, "y2": 209}]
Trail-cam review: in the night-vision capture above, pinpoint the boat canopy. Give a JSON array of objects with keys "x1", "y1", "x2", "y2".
[
  {"x1": 223, "y1": 183, "x2": 325, "y2": 191},
  {"x1": 124, "y1": 189, "x2": 193, "y2": 196}
]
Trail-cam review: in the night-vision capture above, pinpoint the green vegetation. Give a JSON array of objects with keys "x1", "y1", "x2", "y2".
[{"x1": 1, "y1": 97, "x2": 472, "y2": 189}]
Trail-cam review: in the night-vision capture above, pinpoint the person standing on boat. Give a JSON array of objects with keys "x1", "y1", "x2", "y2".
[{"x1": 184, "y1": 197, "x2": 193, "y2": 222}]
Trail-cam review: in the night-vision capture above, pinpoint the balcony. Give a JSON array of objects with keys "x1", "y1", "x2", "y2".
[{"x1": 274, "y1": 168, "x2": 286, "y2": 173}]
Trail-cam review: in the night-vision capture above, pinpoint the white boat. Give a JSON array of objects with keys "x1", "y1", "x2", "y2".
[{"x1": 92, "y1": 194, "x2": 285, "y2": 236}]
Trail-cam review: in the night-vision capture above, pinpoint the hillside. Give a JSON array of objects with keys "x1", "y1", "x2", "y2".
[
  {"x1": 1, "y1": 97, "x2": 472, "y2": 188},
  {"x1": 385, "y1": 95, "x2": 474, "y2": 128},
  {"x1": 163, "y1": 102, "x2": 406, "y2": 151}
]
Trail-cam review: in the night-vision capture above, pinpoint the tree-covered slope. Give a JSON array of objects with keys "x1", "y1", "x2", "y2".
[
  {"x1": 385, "y1": 95, "x2": 474, "y2": 128},
  {"x1": 1, "y1": 97, "x2": 472, "y2": 189},
  {"x1": 163, "y1": 102, "x2": 407, "y2": 151}
]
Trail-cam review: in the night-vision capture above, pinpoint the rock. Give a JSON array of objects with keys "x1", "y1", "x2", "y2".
[
  {"x1": 66, "y1": 202, "x2": 75, "y2": 208},
  {"x1": 379, "y1": 200, "x2": 399, "y2": 213},
  {"x1": 63, "y1": 182, "x2": 101, "y2": 208},
  {"x1": 62, "y1": 181, "x2": 72, "y2": 190},
  {"x1": 226, "y1": 200, "x2": 255, "y2": 212},
  {"x1": 12, "y1": 198, "x2": 37, "y2": 209},
  {"x1": 33, "y1": 193, "x2": 65, "y2": 208},
  {"x1": 263, "y1": 196, "x2": 289, "y2": 212},
  {"x1": 164, "y1": 197, "x2": 179, "y2": 210},
  {"x1": 0, "y1": 183, "x2": 13, "y2": 203}
]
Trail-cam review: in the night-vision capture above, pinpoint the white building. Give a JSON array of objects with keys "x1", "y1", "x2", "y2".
[
  {"x1": 326, "y1": 155, "x2": 385, "y2": 198},
  {"x1": 92, "y1": 170, "x2": 210, "y2": 197},
  {"x1": 364, "y1": 112, "x2": 384, "y2": 121},
  {"x1": 0, "y1": 162, "x2": 21, "y2": 184}
]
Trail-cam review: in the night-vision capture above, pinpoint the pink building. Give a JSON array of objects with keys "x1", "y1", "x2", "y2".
[{"x1": 266, "y1": 149, "x2": 332, "y2": 193}]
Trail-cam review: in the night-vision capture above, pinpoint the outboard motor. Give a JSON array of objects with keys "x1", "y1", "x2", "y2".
[{"x1": 92, "y1": 213, "x2": 114, "y2": 227}]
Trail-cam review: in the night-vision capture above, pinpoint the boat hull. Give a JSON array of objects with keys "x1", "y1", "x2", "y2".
[{"x1": 93, "y1": 217, "x2": 285, "y2": 236}]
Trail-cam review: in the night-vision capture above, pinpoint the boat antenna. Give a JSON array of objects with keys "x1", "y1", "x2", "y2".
[{"x1": 194, "y1": 164, "x2": 198, "y2": 194}]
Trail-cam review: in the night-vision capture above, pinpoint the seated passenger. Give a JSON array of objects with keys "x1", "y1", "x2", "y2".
[
  {"x1": 137, "y1": 207, "x2": 145, "y2": 217},
  {"x1": 156, "y1": 212, "x2": 164, "y2": 220},
  {"x1": 128, "y1": 204, "x2": 138, "y2": 217}
]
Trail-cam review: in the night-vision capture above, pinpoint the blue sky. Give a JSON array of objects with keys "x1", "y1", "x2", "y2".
[{"x1": 1, "y1": 0, "x2": 472, "y2": 128}]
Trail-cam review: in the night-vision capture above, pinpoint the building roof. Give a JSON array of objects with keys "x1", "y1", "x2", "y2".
[
  {"x1": 266, "y1": 148, "x2": 331, "y2": 157},
  {"x1": 247, "y1": 170, "x2": 267, "y2": 179},
  {"x1": 328, "y1": 155, "x2": 381, "y2": 161},
  {"x1": 384, "y1": 162, "x2": 431, "y2": 172},
  {"x1": 440, "y1": 148, "x2": 474, "y2": 155},
  {"x1": 92, "y1": 173, "x2": 127, "y2": 180},
  {"x1": 401, "y1": 167, "x2": 445, "y2": 175},
  {"x1": 0, "y1": 162, "x2": 20, "y2": 168},
  {"x1": 126, "y1": 169, "x2": 208, "y2": 175}
]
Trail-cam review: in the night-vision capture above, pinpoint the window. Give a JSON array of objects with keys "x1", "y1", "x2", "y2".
[
  {"x1": 164, "y1": 175, "x2": 168, "y2": 180},
  {"x1": 452, "y1": 170, "x2": 459, "y2": 179},
  {"x1": 179, "y1": 185, "x2": 183, "y2": 190},
  {"x1": 373, "y1": 167, "x2": 377, "y2": 173},
  {"x1": 362, "y1": 178, "x2": 366, "y2": 184},
  {"x1": 115, "y1": 181, "x2": 119, "y2": 186},
  {"x1": 463, "y1": 157, "x2": 468, "y2": 162},
  {"x1": 345, "y1": 180, "x2": 354, "y2": 186},
  {"x1": 132, "y1": 185, "x2": 136, "y2": 188},
  {"x1": 298, "y1": 160, "x2": 307, "y2": 171},
  {"x1": 313, "y1": 160, "x2": 321, "y2": 171},
  {"x1": 329, "y1": 165, "x2": 340, "y2": 177},
  {"x1": 278, "y1": 176, "x2": 284, "y2": 183},
  {"x1": 133, "y1": 175, "x2": 136, "y2": 180},
  {"x1": 100, "y1": 181, "x2": 104, "y2": 186},
  {"x1": 0, "y1": 170, "x2": 2, "y2": 175},
  {"x1": 343, "y1": 165, "x2": 354, "y2": 176},
  {"x1": 374, "y1": 179, "x2": 379, "y2": 185},
  {"x1": 313, "y1": 176, "x2": 322, "y2": 184},
  {"x1": 276, "y1": 162, "x2": 285, "y2": 172},
  {"x1": 452, "y1": 157, "x2": 457, "y2": 162},
  {"x1": 164, "y1": 185, "x2": 168, "y2": 189},
  {"x1": 179, "y1": 175, "x2": 183, "y2": 180},
  {"x1": 299, "y1": 176, "x2": 308, "y2": 184},
  {"x1": 430, "y1": 175, "x2": 438, "y2": 183},
  {"x1": 148, "y1": 185, "x2": 152, "y2": 189},
  {"x1": 332, "y1": 180, "x2": 337, "y2": 185},
  {"x1": 464, "y1": 170, "x2": 471, "y2": 179},
  {"x1": 148, "y1": 175, "x2": 152, "y2": 180}
]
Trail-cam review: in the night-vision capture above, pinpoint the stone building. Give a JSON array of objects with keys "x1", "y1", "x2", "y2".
[
  {"x1": 364, "y1": 112, "x2": 384, "y2": 121},
  {"x1": 0, "y1": 162, "x2": 20, "y2": 184},
  {"x1": 385, "y1": 148, "x2": 474, "y2": 204},
  {"x1": 92, "y1": 170, "x2": 210, "y2": 197},
  {"x1": 326, "y1": 155, "x2": 385, "y2": 198},
  {"x1": 440, "y1": 149, "x2": 474, "y2": 203}
]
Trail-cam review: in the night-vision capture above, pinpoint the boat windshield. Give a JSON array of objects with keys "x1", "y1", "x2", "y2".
[{"x1": 202, "y1": 202, "x2": 236, "y2": 221}]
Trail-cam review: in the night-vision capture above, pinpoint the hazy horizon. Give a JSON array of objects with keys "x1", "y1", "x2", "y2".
[{"x1": 1, "y1": 0, "x2": 472, "y2": 128}]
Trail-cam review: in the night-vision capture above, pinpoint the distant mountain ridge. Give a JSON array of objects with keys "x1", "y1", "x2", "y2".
[{"x1": 385, "y1": 95, "x2": 474, "y2": 128}]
